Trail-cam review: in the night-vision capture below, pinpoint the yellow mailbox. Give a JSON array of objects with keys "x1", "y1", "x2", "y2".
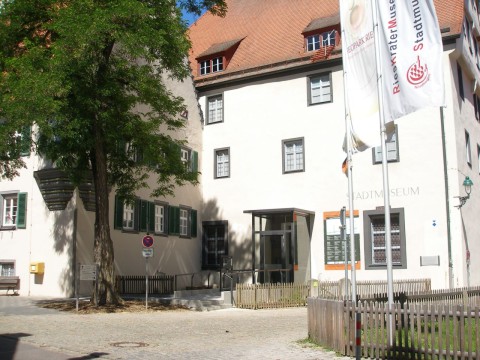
[{"x1": 30, "y1": 262, "x2": 45, "y2": 274}]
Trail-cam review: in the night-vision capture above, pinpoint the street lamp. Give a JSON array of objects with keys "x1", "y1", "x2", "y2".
[{"x1": 455, "y1": 176, "x2": 474, "y2": 209}]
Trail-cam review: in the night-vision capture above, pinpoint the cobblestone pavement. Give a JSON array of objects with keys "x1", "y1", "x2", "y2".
[{"x1": 0, "y1": 296, "x2": 352, "y2": 360}]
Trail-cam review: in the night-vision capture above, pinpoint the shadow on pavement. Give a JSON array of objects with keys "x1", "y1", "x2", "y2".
[
  {"x1": 69, "y1": 352, "x2": 109, "y2": 359},
  {"x1": 0, "y1": 333, "x2": 32, "y2": 360}
]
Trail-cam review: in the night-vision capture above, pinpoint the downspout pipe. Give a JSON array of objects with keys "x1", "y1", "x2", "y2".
[{"x1": 440, "y1": 106, "x2": 454, "y2": 288}]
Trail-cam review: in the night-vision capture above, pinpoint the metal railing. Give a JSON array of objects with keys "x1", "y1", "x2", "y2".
[{"x1": 173, "y1": 271, "x2": 214, "y2": 291}]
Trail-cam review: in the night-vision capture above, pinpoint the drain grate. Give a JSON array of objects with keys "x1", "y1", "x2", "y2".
[{"x1": 111, "y1": 342, "x2": 148, "y2": 348}]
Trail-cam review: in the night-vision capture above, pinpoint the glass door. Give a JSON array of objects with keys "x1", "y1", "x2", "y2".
[{"x1": 259, "y1": 230, "x2": 293, "y2": 283}]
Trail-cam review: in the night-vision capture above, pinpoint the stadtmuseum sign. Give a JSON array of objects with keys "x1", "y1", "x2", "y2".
[{"x1": 349, "y1": 186, "x2": 420, "y2": 201}]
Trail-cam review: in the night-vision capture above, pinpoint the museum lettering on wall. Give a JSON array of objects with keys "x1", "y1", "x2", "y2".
[{"x1": 348, "y1": 187, "x2": 420, "y2": 201}]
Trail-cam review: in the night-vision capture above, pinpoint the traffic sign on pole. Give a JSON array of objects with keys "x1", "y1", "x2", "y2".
[{"x1": 142, "y1": 235, "x2": 154, "y2": 248}]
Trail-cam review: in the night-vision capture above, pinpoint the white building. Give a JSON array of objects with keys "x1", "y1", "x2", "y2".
[{"x1": 189, "y1": 0, "x2": 479, "y2": 289}]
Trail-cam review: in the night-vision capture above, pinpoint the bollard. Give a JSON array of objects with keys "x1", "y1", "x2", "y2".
[{"x1": 355, "y1": 312, "x2": 361, "y2": 360}]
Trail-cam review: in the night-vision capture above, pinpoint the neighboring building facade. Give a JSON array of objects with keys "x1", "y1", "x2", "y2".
[
  {"x1": 189, "y1": 0, "x2": 479, "y2": 289},
  {"x1": 0, "y1": 73, "x2": 204, "y2": 297}
]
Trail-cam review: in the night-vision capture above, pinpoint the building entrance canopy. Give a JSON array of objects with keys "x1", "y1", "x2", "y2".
[{"x1": 244, "y1": 208, "x2": 314, "y2": 284}]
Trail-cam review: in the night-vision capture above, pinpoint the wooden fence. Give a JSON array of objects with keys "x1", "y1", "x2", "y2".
[
  {"x1": 315, "y1": 278, "x2": 432, "y2": 299},
  {"x1": 116, "y1": 275, "x2": 174, "y2": 295},
  {"x1": 308, "y1": 298, "x2": 480, "y2": 359},
  {"x1": 236, "y1": 283, "x2": 310, "y2": 309}
]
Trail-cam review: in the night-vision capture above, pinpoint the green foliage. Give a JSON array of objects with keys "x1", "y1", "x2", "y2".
[
  {"x1": 0, "y1": 0, "x2": 223, "y2": 198},
  {"x1": 0, "y1": 0, "x2": 226, "y2": 304}
]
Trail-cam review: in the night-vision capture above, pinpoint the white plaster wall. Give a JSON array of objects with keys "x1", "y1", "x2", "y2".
[
  {"x1": 0, "y1": 153, "x2": 75, "y2": 297},
  {"x1": 200, "y1": 48, "x2": 469, "y2": 289}
]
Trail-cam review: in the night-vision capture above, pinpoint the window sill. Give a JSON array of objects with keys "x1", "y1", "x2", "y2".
[
  {"x1": 0, "y1": 226, "x2": 16, "y2": 231},
  {"x1": 308, "y1": 100, "x2": 332, "y2": 106},
  {"x1": 121, "y1": 229, "x2": 139, "y2": 234},
  {"x1": 154, "y1": 232, "x2": 168, "y2": 237},
  {"x1": 283, "y1": 169, "x2": 305, "y2": 174},
  {"x1": 206, "y1": 120, "x2": 224, "y2": 126}
]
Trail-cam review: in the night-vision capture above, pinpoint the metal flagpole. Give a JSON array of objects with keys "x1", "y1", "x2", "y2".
[
  {"x1": 339, "y1": 0, "x2": 357, "y2": 303},
  {"x1": 371, "y1": 0, "x2": 394, "y2": 346}
]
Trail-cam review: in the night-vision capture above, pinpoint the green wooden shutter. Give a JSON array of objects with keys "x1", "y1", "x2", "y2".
[
  {"x1": 139, "y1": 200, "x2": 148, "y2": 232},
  {"x1": 114, "y1": 195, "x2": 123, "y2": 230},
  {"x1": 20, "y1": 126, "x2": 31, "y2": 156},
  {"x1": 148, "y1": 202, "x2": 155, "y2": 233},
  {"x1": 16, "y1": 192, "x2": 27, "y2": 229},
  {"x1": 168, "y1": 206, "x2": 180, "y2": 235},
  {"x1": 190, "y1": 209, "x2": 197, "y2": 237},
  {"x1": 134, "y1": 198, "x2": 140, "y2": 231},
  {"x1": 191, "y1": 151, "x2": 198, "y2": 173}
]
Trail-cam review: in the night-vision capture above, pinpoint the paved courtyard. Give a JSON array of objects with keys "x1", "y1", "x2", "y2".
[{"x1": 0, "y1": 295, "x2": 352, "y2": 360}]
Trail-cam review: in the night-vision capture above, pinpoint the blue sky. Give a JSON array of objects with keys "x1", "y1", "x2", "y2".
[{"x1": 182, "y1": 9, "x2": 201, "y2": 26}]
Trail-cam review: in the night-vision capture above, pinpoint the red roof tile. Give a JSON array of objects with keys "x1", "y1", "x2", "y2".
[{"x1": 188, "y1": 0, "x2": 463, "y2": 85}]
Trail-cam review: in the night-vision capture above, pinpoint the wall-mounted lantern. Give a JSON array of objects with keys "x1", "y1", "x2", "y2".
[{"x1": 455, "y1": 176, "x2": 473, "y2": 209}]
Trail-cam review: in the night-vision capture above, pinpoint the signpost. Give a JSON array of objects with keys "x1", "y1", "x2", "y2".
[
  {"x1": 142, "y1": 235, "x2": 154, "y2": 309},
  {"x1": 76, "y1": 263, "x2": 98, "y2": 311}
]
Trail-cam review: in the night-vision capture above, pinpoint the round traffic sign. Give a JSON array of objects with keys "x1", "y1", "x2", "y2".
[{"x1": 142, "y1": 235, "x2": 154, "y2": 248}]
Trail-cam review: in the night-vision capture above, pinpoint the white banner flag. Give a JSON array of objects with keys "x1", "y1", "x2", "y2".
[
  {"x1": 341, "y1": 0, "x2": 380, "y2": 151},
  {"x1": 377, "y1": 0, "x2": 445, "y2": 121}
]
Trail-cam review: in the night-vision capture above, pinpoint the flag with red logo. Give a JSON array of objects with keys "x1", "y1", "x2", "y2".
[{"x1": 377, "y1": 0, "x2": 445, "y2": 121}]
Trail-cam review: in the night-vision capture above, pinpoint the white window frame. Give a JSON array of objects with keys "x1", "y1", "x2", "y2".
[
  {"x1": 321, "y1": 30, "x2": 336, "y2": 46},
  {"x1": 200, "y1": 60, "x2": 210, "y2": 75},
  {"x1": 212, "y1": 57, "x2": 223, "y2": 72},
  {"x1": 123, "y1": 203, "x2": 135, "y2": 230},
  {"x1": 306, "y1": 34, "x2": 320, "y2": 51},
  {"x1": 180, "y1": 147, "x2": 193, "y2": 171},
  {"x1": 179, "y1": 208, "x2": 189, "y2": 236},
  {"x1": 215, "y1": 148, "x2": 230, "y2": 178},
  {"x1": 206, "y1": 94, "x2": 223, "y2": 124},
  {"x1": 308, "y1": 73, "x2": 331, "y2": 105},
  {"x1": 154, "y1": 203, "x2": 167, "y2": 235},
  {"x1": 282, "y1": 138, "x2": 305, "y2": 173},
  {"x1": 2, "y1": 194, "x2": 17, "y2": 227}
]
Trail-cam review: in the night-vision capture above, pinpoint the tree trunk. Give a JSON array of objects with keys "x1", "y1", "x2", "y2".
[{"x1": 91, "y1": 115, "x2": 122, "y2": 306}]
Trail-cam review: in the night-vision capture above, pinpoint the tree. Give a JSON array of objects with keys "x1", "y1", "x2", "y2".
[{"x1": 0, "y1": 0, "x2": 226, "y2": 305}]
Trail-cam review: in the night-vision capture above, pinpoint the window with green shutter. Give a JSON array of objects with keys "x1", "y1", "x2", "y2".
[
  {"x1": 113, "y1": 195, "x2": 140, "y2": 232},
  {"x1": 0, "y1": 192, "x2": 27, "y2": 229}
]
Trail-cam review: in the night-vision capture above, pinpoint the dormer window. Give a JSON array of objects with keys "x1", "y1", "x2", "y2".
[
  {"x1": 306, "y1": 30, "x2": 337, "y2": 52},
  {"x1": 302, "y1": 15, "x2": 340, "y2": 53},
  {"x1": 196, "y1": 38, "x2": 244, "y2": 77},
  {"x1": 200, "y1": 57, "x2": 223, "y2": 75}
]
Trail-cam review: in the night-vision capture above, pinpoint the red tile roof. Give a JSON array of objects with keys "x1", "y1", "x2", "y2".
[{"x1": 188, "y1": 0, "x2": 462, "y2": 86}]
